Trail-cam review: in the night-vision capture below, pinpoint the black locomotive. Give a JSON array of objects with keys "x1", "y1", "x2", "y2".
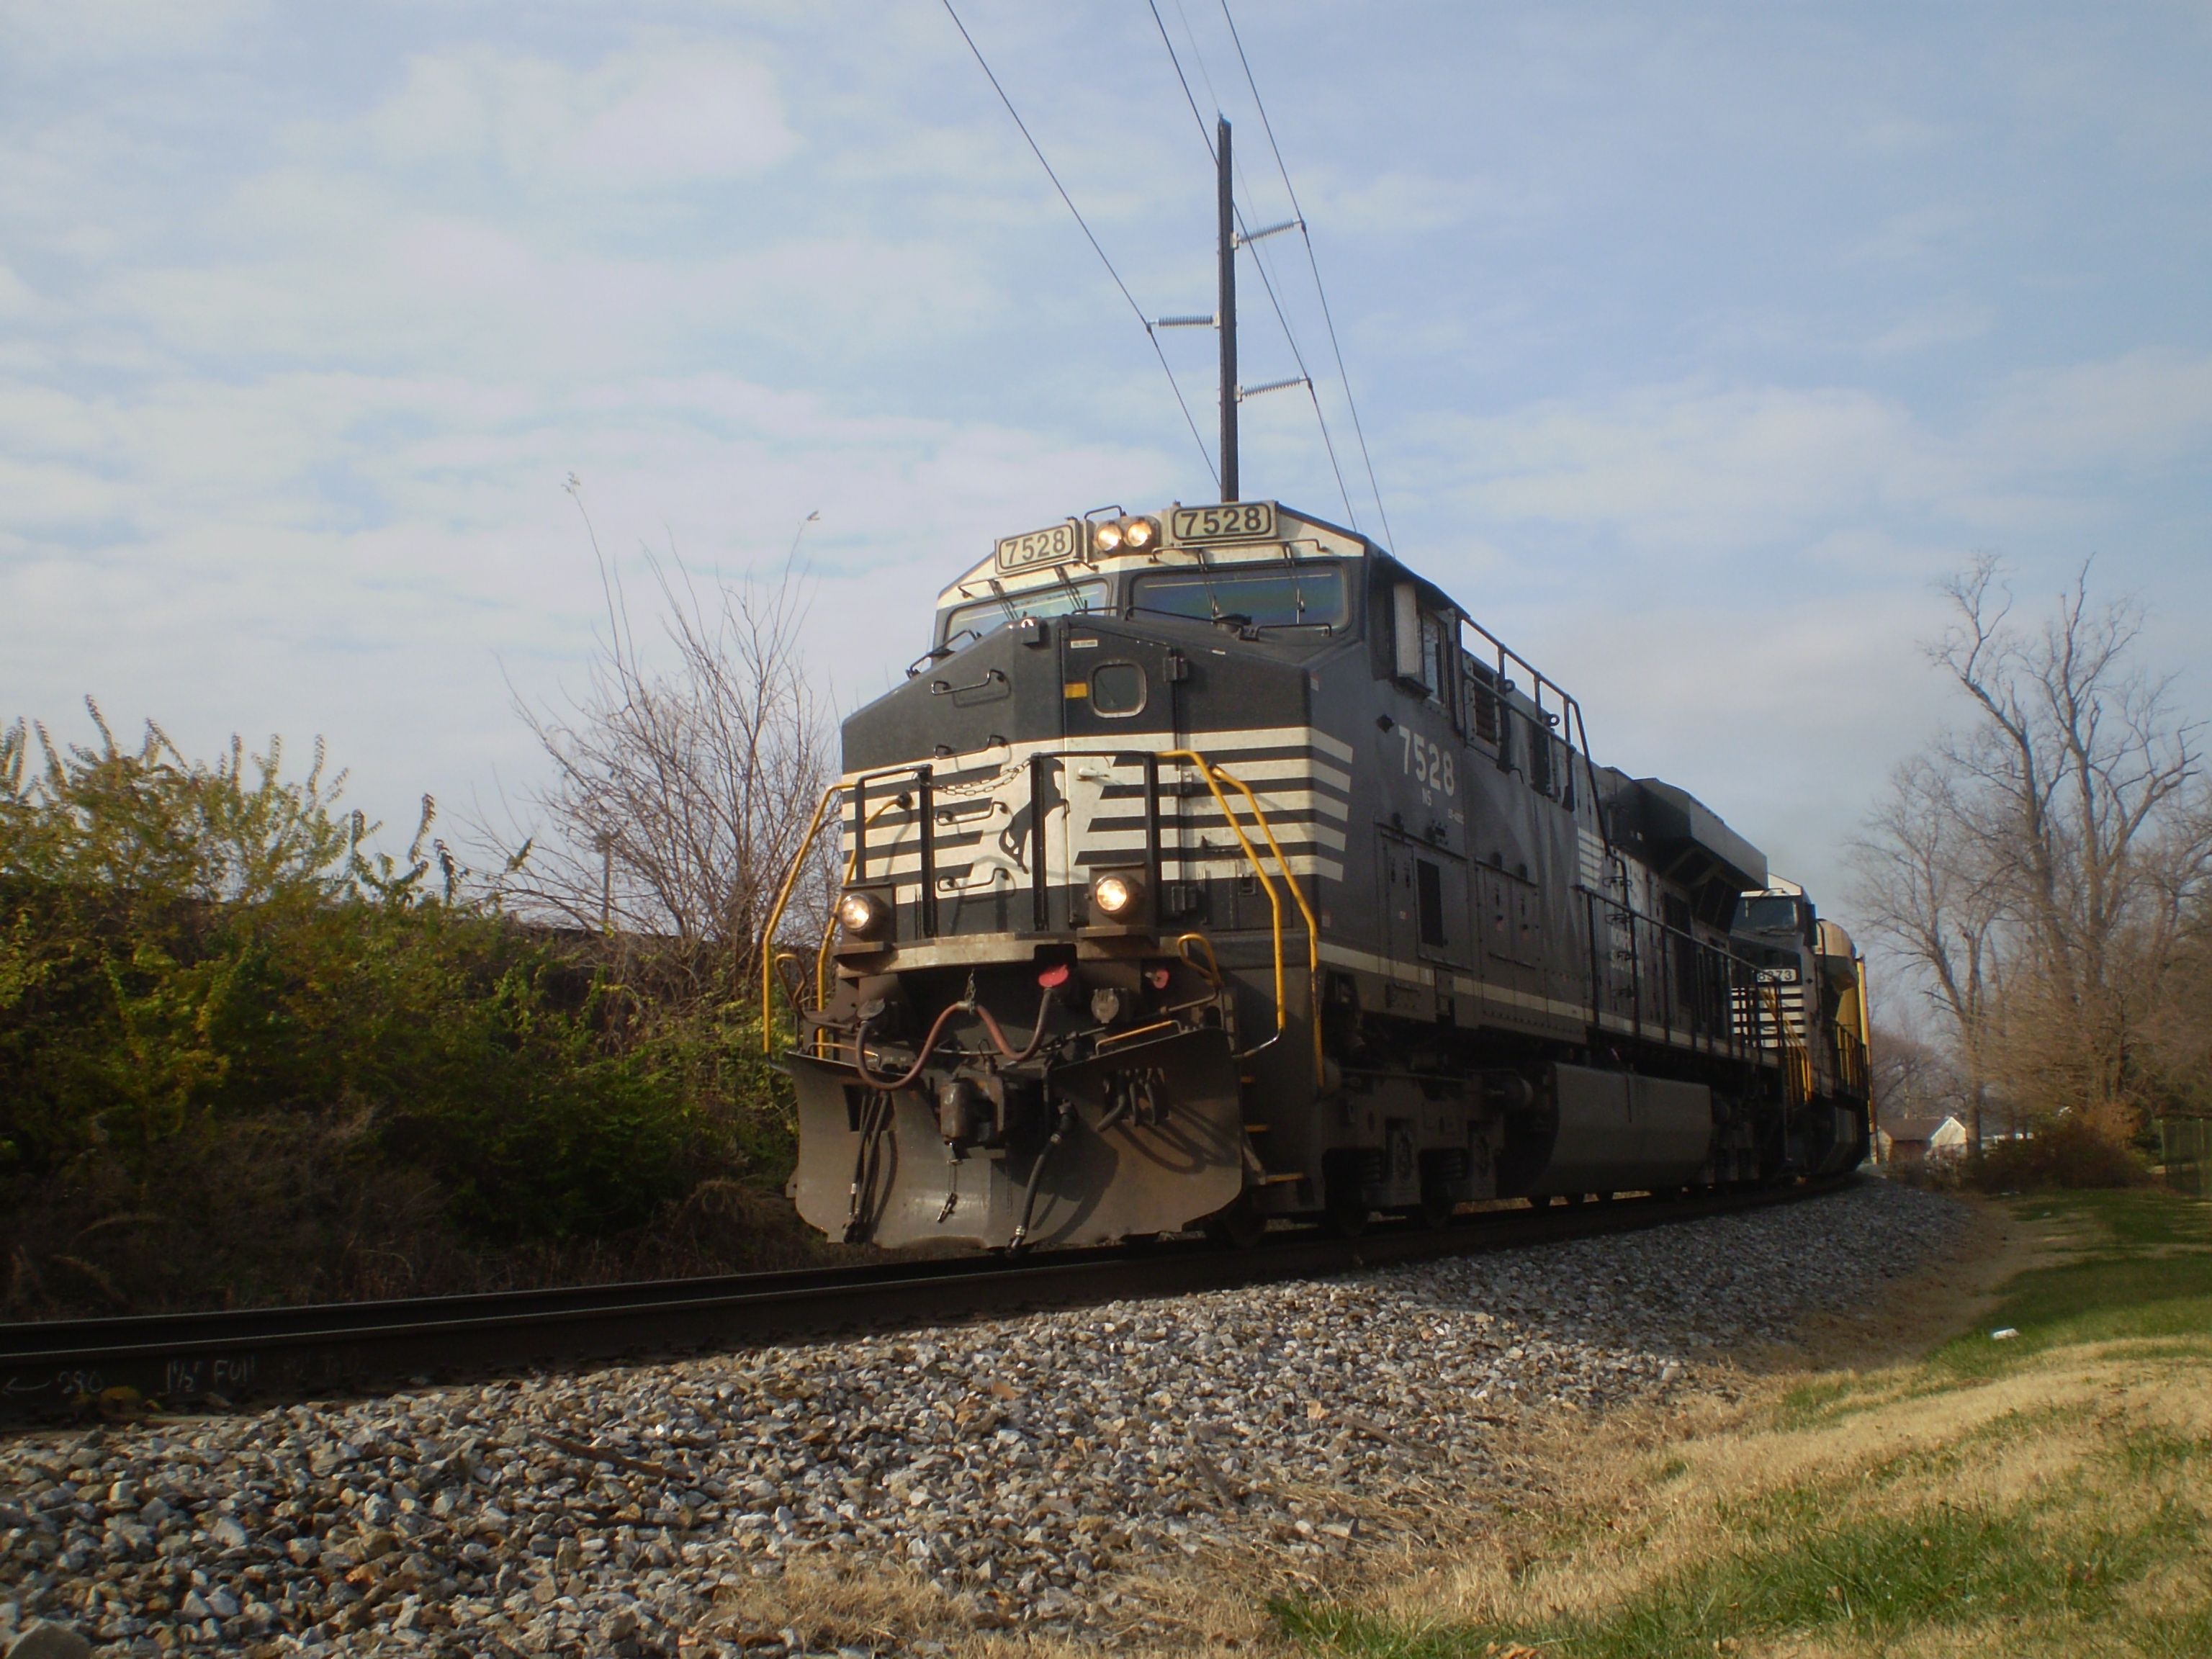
[{"x1": 769, "y1": 498, "x2": 1871, "y2": 1251}]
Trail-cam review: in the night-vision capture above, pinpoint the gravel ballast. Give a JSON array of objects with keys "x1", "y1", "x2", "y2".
[{"x1": 0, "y1": 1179, "x2": 1966, "y2": 1658}]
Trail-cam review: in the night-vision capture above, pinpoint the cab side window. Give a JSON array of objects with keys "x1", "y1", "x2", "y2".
[{"x1": 1388, "y1": 583, "x2": 1461, "y2": 729}]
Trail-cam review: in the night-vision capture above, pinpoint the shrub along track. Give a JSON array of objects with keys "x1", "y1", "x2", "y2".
[{"x1": 0, "y1": 1179, "x2": 1853, "y2": 1425}]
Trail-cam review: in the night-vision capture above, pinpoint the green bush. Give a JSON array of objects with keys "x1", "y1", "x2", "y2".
[{"x1": 0, "y1": 710, "x2": 797, "y2": 1294}]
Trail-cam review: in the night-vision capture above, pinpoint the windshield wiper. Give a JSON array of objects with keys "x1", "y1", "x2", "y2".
[
  {"x1": 1118, "y1": 604, "x2": 1336, "y2": 639},
  {"x1": 1122, "y1": 605, "x2": 1240, "y2": 629},
  {"x1": 907, "y1": 628, "x2": 984, "y2": 678}
]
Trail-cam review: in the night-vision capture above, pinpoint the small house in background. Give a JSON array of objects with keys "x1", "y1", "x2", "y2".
[{"x1": 1878, "y1": 1113, "x2": 1972, "y2": 1165}]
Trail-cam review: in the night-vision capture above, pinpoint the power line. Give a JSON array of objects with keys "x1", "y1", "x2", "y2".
[
  {"x1": 1218, "y1": 0, "x2": 1395, "y2": 549},
  {"x1": 938, "y1": 0, "x2": 1218, "y2": 489},
  {"x1": 1141, "y1": 1, "x2": 1358, "y2": 528},
  {"x1": 1170, "y1": 0, "x2": 1228, "y2": 130},
  {"x1": 1224, "y1": 162, "x2": 1359, "y2": 530},
  {"x1": 1147, "y1": 0, "x2": 1213, "y2": 157},
  {"x1": 1245, "y1": 235, "x2": 1357, "y2": 528}
]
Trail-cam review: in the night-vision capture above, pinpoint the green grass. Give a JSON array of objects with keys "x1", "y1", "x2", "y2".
[
  {"x1": 1771, "y1": 1190, "x2": 2212, "y2": 1429},
  {"x1": 1282, "y1": 1189, "x2": 2212, "y2": 1659},
  {"x1": 2006, "y1": 1187, "x2": 2212, "y2": 1252},
  {"x1": 2123, "y1": 1424, "x2": 2212, "y2": 1480},
  {"x1": 1774, "y1": 1374, "x2": 1863, "y2": 1431},
  {"x1": 1933, "y1": 1189, "x2": 2212, "y2": 1380},
  {"x1": 1279, "y1": 1493, "x2": 2199, "y2": 1658}
]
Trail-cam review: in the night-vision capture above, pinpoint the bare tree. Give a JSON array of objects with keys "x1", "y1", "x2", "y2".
[
  {"x1": 1853, "y1": 752, "x2": 2008, "y2": 1146},
  {"x1": 493, "y1": 483, "x2": 838, "y2": 1007},
  {"x1": 2144, "y1": 850, "x2": 2212, "y2": 1117},
  {"x1": 1854, "y1": 555, "x2": 2211, "y2": 1150}
]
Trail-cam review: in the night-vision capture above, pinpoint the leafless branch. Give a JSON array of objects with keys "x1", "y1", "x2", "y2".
[{"x1": 484, "y1": 483, "x2": 839, "y2": 1009}]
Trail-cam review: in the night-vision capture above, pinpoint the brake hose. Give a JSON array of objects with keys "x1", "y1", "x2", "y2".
[
  {"x1": 853, "y1": 984, "x2": 1060, "y2": 1089},
  {"x1": 852, "y1": 999, "x2": 969, "y2": 1092},
  {"x1": 973, "y1": 984, "x2": 1060, "y2": 1062}
]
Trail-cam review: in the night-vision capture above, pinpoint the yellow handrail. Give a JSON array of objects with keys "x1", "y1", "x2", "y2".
[
  {"x1": 1161, "y1": 751, "x2": 1284, "y2": 1029},
  {"x1": 759, "y1": 783, "x2": 843, "y2": 1053},
  {"x1": 1855, "y1": 953, "x2": 1874, "y2": 1092},
  {"x1": 1202, "y1": 762, "x2": 1326, "y2": 1089},
  {"x1": 1159, "y1": 749, "x2": 1324, "y2": 1089},
  {"x1": 1760, "y1": 981, "x2": 1813, "y2": 1106},
  {"x1": 1174, "y1": 930, "x2": 1223, "y2": 990}
]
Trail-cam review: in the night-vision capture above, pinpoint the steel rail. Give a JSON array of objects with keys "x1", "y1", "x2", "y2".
[{"x1": 0, "y1": 1177, "x2": 1858, "y2": 1425}]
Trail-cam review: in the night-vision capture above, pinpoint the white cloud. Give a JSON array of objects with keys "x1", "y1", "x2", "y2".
[
  {"x1": 359, "y1": 45, "x2": 793, "y2": 191},
  {"x1": 1865, "y1": 302, "x2": 1995, "y2": 356},
  {"x1": 566, "y1": 55, "x2": 793, "y2": 181},
  {"x1": 1971, "y1": 349, "x2": 2212, "y2": 475},
  {"x1": 1414, "y1": 381, "x2": 1935, "y2": 554},
  {"x1": 0, "y1": 0, "x2": 264, "y2": 64},
  {"x1": 1846, "y1": 205, "x2": 1977, "y2": 264},
  {"x1": 0, "y1": 344, "x2": 1186, "y2": 856},
  {"x1": 1391, "y1": 348, "x2": 2212, "y2": 558}
]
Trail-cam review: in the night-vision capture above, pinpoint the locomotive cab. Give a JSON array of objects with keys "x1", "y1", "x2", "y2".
[{"x1": 779, "y1": 500, "x2": 1871, "y2": 1252}]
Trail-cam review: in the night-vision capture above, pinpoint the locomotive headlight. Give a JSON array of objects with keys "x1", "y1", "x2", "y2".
[
  {"x1": 1092, "y1": 518, "x2": 1125, "y2": 554},
  {"x1": 1122, "y1": 515, "x2": 1159, "y2": 552},
  {"x1": 1089, "y1": 870, "x2": 1143, "y2": 918},
  {"x1": 836, "y1": 889, "x2": 891, "y2": 940}
]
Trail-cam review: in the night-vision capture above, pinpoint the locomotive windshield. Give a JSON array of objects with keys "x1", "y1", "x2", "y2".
[
  {"x1": 1128, "y1": 562, "x2": 1346, "y2": 630},
  {"x1": 941, "y1": 577, "x2": 1106, "y2": 647},
  {"x1": 1733, "y1": 896, "x2": 1802, "y2": 935}
]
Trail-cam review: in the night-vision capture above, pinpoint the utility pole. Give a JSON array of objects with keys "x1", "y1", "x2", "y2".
[{"x1": 1217, "y1": 115, "x2": 1237, "y2": 503}]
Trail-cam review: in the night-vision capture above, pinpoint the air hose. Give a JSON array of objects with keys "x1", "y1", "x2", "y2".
[
  {"x1": 852, "y1": 984, "x2": 1058, "y2": 1090},
  {"x1": 1007, "y1": 1097, "x2": 1076, "y2": 1253}
]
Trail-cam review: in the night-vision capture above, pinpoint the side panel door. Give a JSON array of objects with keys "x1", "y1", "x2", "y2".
[
  {"x1": 1378, "y1": 837, "x2": 1420, "y2": 970},
  {"x1": 1411, "y1": 848, "x2": 1469, "y2": 968},
  {"x1": 1514, "y1": 879, "x2": 1545, "y2": 968},
  {"x1": 1478, "y1": 863, "x2": 1544, "y2": 1006},
  {"x1": 1479, "y1": 866, "x2": 1515, "y2": 974},
  {"x1": 1380, "y1": 835, "x2": 1469, "y2": 971}
]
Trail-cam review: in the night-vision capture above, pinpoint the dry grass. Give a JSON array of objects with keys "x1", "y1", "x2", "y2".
[
  {"x1": 1279, "y1": 1187, "x2": 2212, "y2": 1659},
  {"x1": 683, "y1": 1453, "x2": 1525, "y2": 1657},
  {"x1": 696, "y1": 1553, "x2": 1285, "y2": 1656}
]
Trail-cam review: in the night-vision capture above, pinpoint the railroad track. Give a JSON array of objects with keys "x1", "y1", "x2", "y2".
[{"x1": 0, "y1": 1177, "x2": 1854, "y2": 1425}]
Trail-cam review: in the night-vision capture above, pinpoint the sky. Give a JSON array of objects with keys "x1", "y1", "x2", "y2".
[{"x1": 4, "y1": 0, "x2": 2209, "y2": 944}]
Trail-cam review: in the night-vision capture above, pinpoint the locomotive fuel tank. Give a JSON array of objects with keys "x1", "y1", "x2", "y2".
[{"x1": 1513, "y1": 1066, "x2": 1717, "y2": 1197}]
